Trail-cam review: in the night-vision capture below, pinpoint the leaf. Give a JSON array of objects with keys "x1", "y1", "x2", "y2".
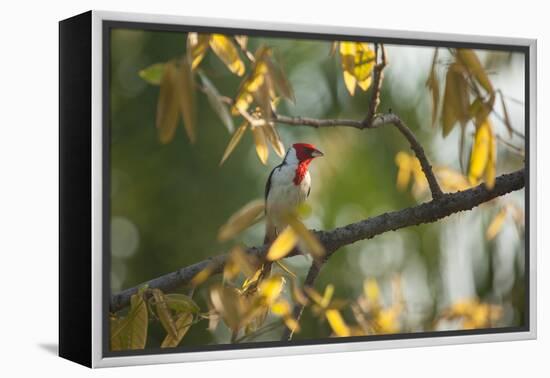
[
  {"x1": 139, "y1": 63, "x2": 165, "y2": 85},
  {"x1": 339, "y1": 42, "x2": 375, "y2": 96},
  {"x1": 425, "y1": 49, "x2": 439, "y2": 127},
  {"x1": 209, "y1": 284, "x2": 247, "y2": 331},
  {"x1": 287, "y1": 216, "x2": 325, "y2": 258},
  {"x1": 456, "y1": 49, "x2": 494, "y2": 94},
  {"x1": 468, "y1": 118, "x2": 496, "y2": 188},
  {"x1": 259, "y1": 275, "x2": 285, "y2": 304},
  {"x1": 198, "y1": 72, "x2": 235, "y2": 133},
  {"x1": 187, "y1": 33, "x2": 210, "y2": 70},
  {"x1": 266, "y1": 226, "x2": 298, "y2": 261},
  {"x1": 177, "y1": 59, "x2": 197, "y2": 144},
  {"x1": 156, "y1": 62, "x2": 180, "y2": 144},
  {"x1": 161, "y1": 312, "x2": 194, "y2": 348},
  {"x1": 263, "y1": 122, "x2": 286, "y2": 158},
  {"x1": 252, "y1": 126, "x2": 269, "y2": 165},
  {"x1": 499, "y1": 91, "x2": 514, "y2": 138},
  {"x1": 395, "y1": 152, "x2": 412, "y2": 191},
  {"x1": 110, "y1": 292, "x2": 148, "y2": 350},
  {"x1": 190, "y1": 263, "x2": 215, "y2": 287},
  {"x1": 363, "y1": 279, "x2": 380, "y2": 304},
  {"x1": 209, "y1": 34, "x2": 245, "y2": 76},
  {"x1": 220, "y1": 121, "x2": 248, "y2": 165},
  {"x1": 165, "y1": 293, "x2": 200, "y2": 314},
  {"x1": 486, "y1": 207, "x2": 508, "y2": 240},
  {"x1": 441, "y1": 62, "x2": 470, "y2": 137},
  {"x1": 234, "y1": 35, "x2": 248, "y2": 50},
  {"x1": 151, "y1": 289, "x2": 178, "y2": 339},
  {"x1": 218, "y1": 199, "x2": 265, "y2": 241},
  {"x1": 266, "y1": 58, "x2": 295, "y2": 103},
  {"x1": 321, "y1": 284, "x2": 334, "y2": 308},
  {"x1": 326, "y1": 309, "x2": 351, "y2": 337},
  {"x1": 232, "y1": 47, "x2": 271, "y2": 115},
  {"x1": 485, "y1": 122, "x2": 497, "y2": 189},
  {"x1": 229, "y1": 246, "x2": 257, "y2": 277}
]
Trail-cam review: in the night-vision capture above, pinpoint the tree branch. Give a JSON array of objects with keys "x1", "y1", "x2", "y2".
[
  {"x1": 111, "y1": 169, "x2": 524, "y2": 312},
  {"x1": 273, "y1": 112, "x2": 444, "y2": 200}
]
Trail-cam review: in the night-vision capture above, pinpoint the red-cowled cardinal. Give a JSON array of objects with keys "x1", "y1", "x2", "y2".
[{"x1": 264, "y1": 143, "x2": 324, "y2": 245}]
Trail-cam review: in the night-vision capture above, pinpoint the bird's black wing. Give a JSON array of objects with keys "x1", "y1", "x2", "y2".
[
  {"x1": 265, "y1": 163, "x2": 282, "y2": 204},
  {"x1": 307, "y1": 186, "x2": 311, "y2": 198}
]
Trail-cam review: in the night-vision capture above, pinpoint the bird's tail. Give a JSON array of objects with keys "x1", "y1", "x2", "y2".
[{"x1": 258, "y1": 218, "x2": 277, "y2": 281}]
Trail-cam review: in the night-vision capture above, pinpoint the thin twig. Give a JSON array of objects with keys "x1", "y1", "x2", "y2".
[
  {"x1": 364, "y1": 44, "x2": 388, "y2": 127},
  {"x1": 281, "y1": 260, "x2": 325, "y2": 341}
]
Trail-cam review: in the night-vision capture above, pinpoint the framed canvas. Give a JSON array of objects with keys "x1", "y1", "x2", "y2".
[{"x1": 59, "y1": 10, "x2": 537, "y2": 368}]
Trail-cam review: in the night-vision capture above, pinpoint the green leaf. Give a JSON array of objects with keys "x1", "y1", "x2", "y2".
[
  {"x1": 441, "y1": 63, "x2": 470, "y2": 137},
  {"x1": 110, "y1": 292, "x2": 148, "y2": 351},
  {"x1": 198, "y1": 72, "x2": 235, "y2": 133},
  {"x1": 165, "y1": 293, "x2": 200, "y2": 314},
  {"x1": 156, "y1": 61, "x2": 180, "y2": 144},
  {"x1": 161, "y1": 313, "x2": 194, "y2": 348},
  {"x1": 456, "y1": 49, "x2": 494, "y2": 94},
  {"x1": 177, "y1": 59, "x2": 197, "y2": 144},
  {"x1": 139, "y1": 63, "x2": 165, "y2": 85},
  {"x1": 152, "y1": 289, "x2": 178, "y2": 339}
]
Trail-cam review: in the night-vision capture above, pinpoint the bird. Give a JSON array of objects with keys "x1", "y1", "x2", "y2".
[{"x1": 264, "y1": 143, "x2": 324, "y2": 245}]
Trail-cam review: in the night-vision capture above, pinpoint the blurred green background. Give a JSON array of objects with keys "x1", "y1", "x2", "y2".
[{"x1": 109, "y1": 28, "x2": 526, "y2": 348}]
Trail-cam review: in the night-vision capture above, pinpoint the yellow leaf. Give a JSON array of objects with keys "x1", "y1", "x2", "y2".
[
  {"x1": 252, "y1": 126, "x2": 269, "y2": 165},
  {"x1": 339, "y1": 42, "x2": 375, "y2": 96},
  {"x1": 434, "y1": 167, "x2": 470, "y2": 192},
  {"x1": 177, "y1": 59, "x2": 197, "y2": 144},
  {"x1": 326, "y1": 309, "x2": 351, "y2": 337},
  {"x1": 468, "y1": 119, "x2": 495, "y2": 187},
  {"x1": 190, "y1": 263, "x2": 215, "y2": 287},
  {"x1": 395, "y1": 152, "x2": 412, "y2": 191},
  {"x1": 271, "y1": 300, "x2": 291, "y2": 317},
  {"x1": 187, "y1": 33, "x2": 210, "y2": 70},
  {"x1": 376, "y1": 308, "x2": 400, "y2": 333},
  {"x1": 223, "y1": 256, "x2": 240, "y2": 281},
  {"x1": 321, "y1": 284, "x2": 334, "y2": 308},
  {"x1": 267, "y1": 226, "x2": 298, "y2": 261},
  {"x1": 234, "y1": 35, "x2": 248, "y2": 50},
  {"x1": 259, "y1": 275, "x2": 285, "y2": 304},
  {"x1": 287, "y1": 216, "x2": 325, "y2": 258},
  {"x1": 363, "y1": 279, "x2": 380, "y2": 304},
  {"x1": 456, "y1": 49, "x2": 494, "y2": 94},
  {"x1": 263, "y1": 122, "x2": 286, "y2": 158},
  {"x1": 486, "y1": 207, "x2": 508, "y2": 240},
  {"x1": 442, "y1": 63, "x2": 470, "y2": 137},
  {"x1": 209, "y1": 34, "x2": 245, "y2": 76},
  {"x1": 199, "y1": 72, "x2": 234, "y2": 133},
  {"x1": 266, "y1": 59, "x2": 295, "y2": 103},
  {"x1": 229, "y1": 246, "x2": 257, "y2": 278},
  {"x1": 485, "y1": 123, "x2": 497, "y2": 189},
  {"x1": 232, "y1": 47, "x2": 271, "y2": 115},
  {"x1": 156, "y1": 62, "x2": 180, "y2": 144},
  {"x1": 425, "y1": 49, "x2": 439, "y2": 127},
  {"x1": 220, "y1": 121, "x2": 248, "y2": 165},
  {"x1": 161, "y1": 313, "x2": 193, "y2": 348},
  {"x1": 218, "y1": 199, "x2": 265, "y2": 241},
  {"x1": 209, "y1": 284, "x2": 248, "y2": 332}
]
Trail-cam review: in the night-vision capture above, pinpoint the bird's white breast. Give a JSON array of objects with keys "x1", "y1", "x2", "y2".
[{"x1": 266, "y1": 163, "x2": 310, "y2": 231}]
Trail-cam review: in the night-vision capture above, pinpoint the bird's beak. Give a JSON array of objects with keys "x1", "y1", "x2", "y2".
[{"x1": 311, "y1": 149, "x2": 324, "y2": 158}]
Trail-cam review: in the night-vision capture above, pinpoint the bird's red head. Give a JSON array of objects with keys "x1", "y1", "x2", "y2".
[{"x1": 292, "y1": 143, "x2": 324, "y2": 162}]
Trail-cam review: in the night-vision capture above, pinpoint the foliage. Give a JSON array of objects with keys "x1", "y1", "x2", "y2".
[{"x1": 109, "y1": 29, "x2": 525, "y2": 350}]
